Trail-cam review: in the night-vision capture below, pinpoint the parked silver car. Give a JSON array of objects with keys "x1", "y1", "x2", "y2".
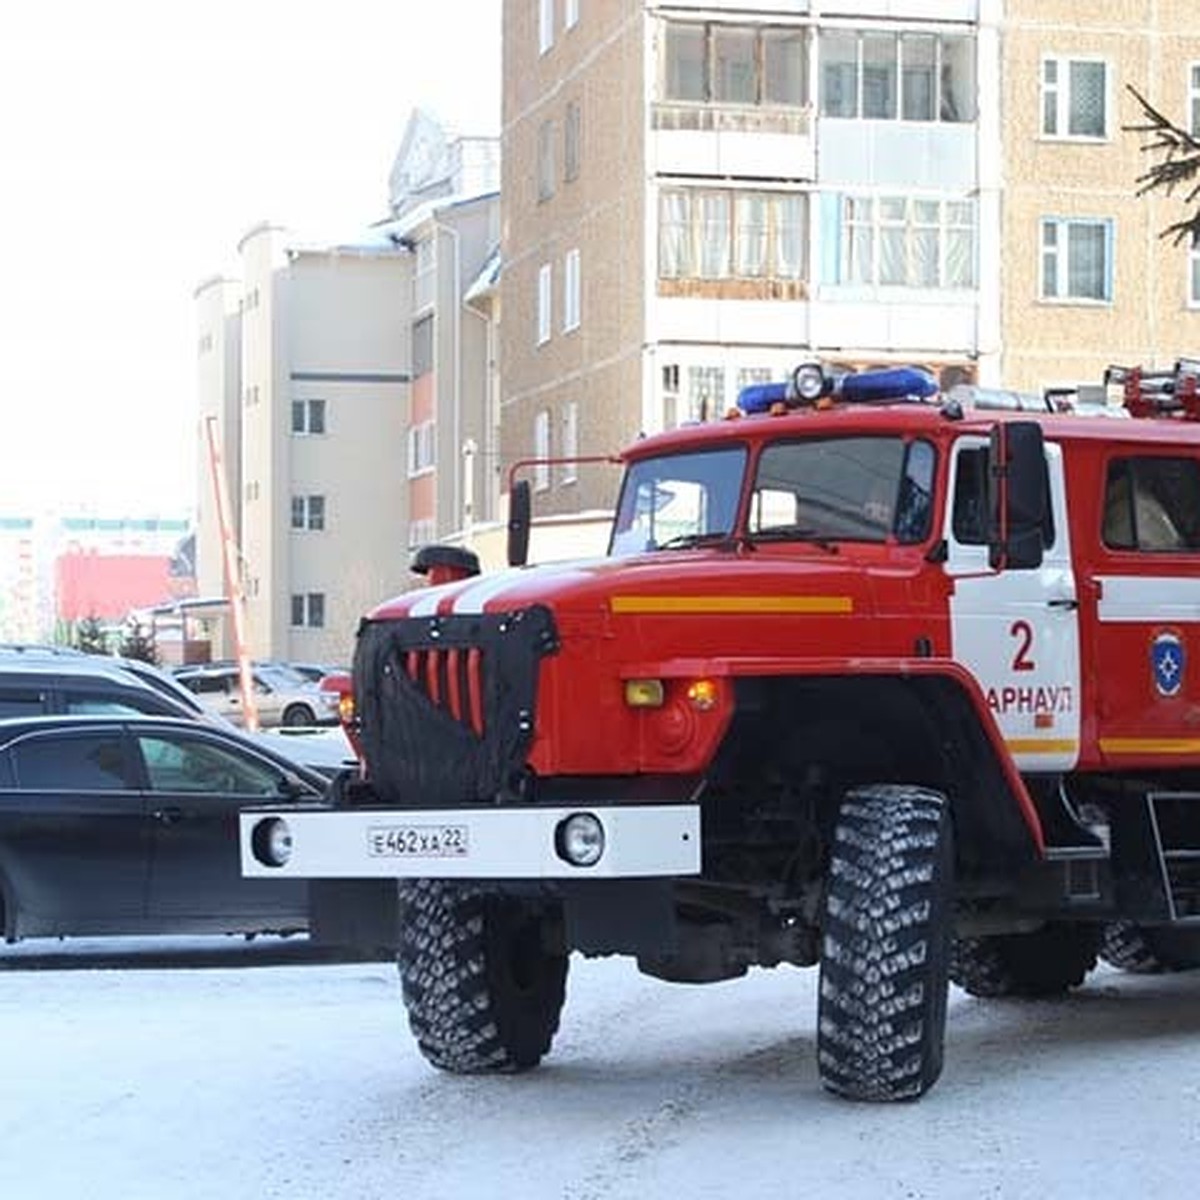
[{"x1": 173, "y1": 664, "x2": 340, "y2": 729}]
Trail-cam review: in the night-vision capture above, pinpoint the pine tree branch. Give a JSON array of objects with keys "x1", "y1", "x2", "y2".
[{"x1": 1125, "y1": 85, "x2": 1200, "y2": 243}]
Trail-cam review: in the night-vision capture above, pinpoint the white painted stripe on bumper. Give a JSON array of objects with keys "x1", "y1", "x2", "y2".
[{"x1": 241, "y1": 805, "x2": 701, "y2": 879}]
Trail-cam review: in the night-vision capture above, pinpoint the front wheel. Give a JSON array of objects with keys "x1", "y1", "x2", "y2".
[
  {"x1": 398, "y1": 880, "x2": 568, "y2": 1073},
  {"x1": 818, "y1": 784, "x2": 955, "y2": 1102},
  {"x1": 281, "y1": 703, "x2": 315, "y2": 727}
]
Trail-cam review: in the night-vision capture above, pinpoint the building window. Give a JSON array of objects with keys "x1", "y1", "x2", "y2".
[
  {"x1": 687, "y1": 366, "x2": 725, "y2": 422},
  {"x1": 534, "y1": 410, "x2": 550, "y2": 490},
  {"x1": 407, "y1": 421, "x2": 436, "y2": 476},
  {"x1": 563, "y1": 248, "x2": 581, "y2": 332},
  {"x1": 539, "y1": 0, "x2": 554, "y2": 55},
  {"x1": 561, "y1": 402, "x2": 578, "y2": 484},
  {"x1": 290, "y1": 593, "x2": 326, "y2": 628},
  {"x1": 407, "y1": 518, "x2": 436, "y2": 550},
  {"x1": 659, "y1": 188, "x2": 808, "y2": 282},
  {"x1": 1040, "y1": 217, "x2": 1112, "y2": 302},
  {"x1": 413, "y1": 235, "x2": 435, "y2": 310},
  {"x1": 291, "y1": 398, "x2": 326, "y2": 435},
  {"x1": 290, "y1": 495, "x2": 326, "y2": 532},
  {"x1": 663, "y1": 22, "x2": 808, "y2": 108},
  {"x1": 538, "y1": 119, "x2": 557, "y2": 202},
  {"x1": 737, "y1": 367, "x2": 773, "y2": 393},
  {"x1": 820, "y1": 30, "x2": 975, "y2": 123},
  {"x1": 412, "y1": 315, "x2": 434, "y2": 377},
  {"x1": 1190, "y1": 63, "x2": 1200, "y2": 136},
  {"x1": 564, "y1": 100, "x2": 581, "y2": 182},
  {"x1": 1191, "y1": 231, "x2": 1200, "y2": 307},
  {"x1": 1041, "y1": 57, "x2": 1108, "y2": 139},
  {"x1": 832, "y1": 195, "x2": 976, "y2": 289},
  {"x1": 565, "y1": 0, "x2": 579, "y2": 31},
  {"x1": 537, "y1": 263, "x2": 552, "y2": 345}
]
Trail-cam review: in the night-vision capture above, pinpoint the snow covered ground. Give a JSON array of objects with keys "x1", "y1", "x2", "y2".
[{"x1": 3, "y1": 940, "x2": 1200, "y2": 1199}]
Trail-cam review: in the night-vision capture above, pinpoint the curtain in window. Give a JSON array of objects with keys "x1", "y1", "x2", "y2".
[
  {"x1": 912, "y1": 199, "x2": 940, "y2": 287},
  {"x1": 774, "y1": 195, "x2": 805, "y2": 278},
  {"x1": 862, "y1": 33, "x2": 897, "y2": 119},
  {"x1": 945, "y1": 202, "x2": 976, "y2": 288},
  {"x1": 735, "y1": 194, "x2": 768, "y2": 276},
  {"x1": 659, "y1": 191, "x2": 692, "y2": 278},
  {"x1": 901, "y1": 35, "x2": 935, "y2": 121},
  {"x1": 879, "y1": 197, "x2": 907, "y2": 285},
  {"x1": 1067, "y1": 222, "x2": 1106, "y2": 298},
  {"x1": 699, "y1": 193, "x2": 731, "y2": 277},
  {"x1": 845, "y1": 197, "x2": 874, "y2": 284},
  {"x1": 940, "y1": 37, "x2": 977, "y2": 122},
  {"x1": 1069, "y1": 62, "x2": 1106, "y2": 137}
]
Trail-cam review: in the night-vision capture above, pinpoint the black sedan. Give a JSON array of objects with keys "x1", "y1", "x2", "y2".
[{"x1": 0, "y1": 714, "x2": 328, "y2": 942}]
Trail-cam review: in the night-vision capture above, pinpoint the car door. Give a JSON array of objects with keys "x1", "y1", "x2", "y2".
[
  {"x1": 0, "y1": 727, "x2": 150, "y2": 934},
  {"x1": 136, "y1": 728, "x2": 311, "y2": 930},
  {"x1": 943, "y1": 436, "x2": 1082, "y2": 772}
]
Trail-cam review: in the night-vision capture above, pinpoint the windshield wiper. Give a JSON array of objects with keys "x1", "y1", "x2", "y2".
[
  {"x1": 746, "y1": 525, "x2": 840, "y2": 553},
  {"x1": 655, "y1": 531, "x2": 739, "y2": 552}
]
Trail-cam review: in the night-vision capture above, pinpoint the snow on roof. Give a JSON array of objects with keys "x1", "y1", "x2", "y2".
[{"x1": 465, "y1": 247, "x2": 501, "y2": 304}]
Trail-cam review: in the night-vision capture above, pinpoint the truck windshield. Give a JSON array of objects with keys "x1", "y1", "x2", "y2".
[
  {"x1": 609, "y1": 447, "x2": 746, "y2": 556},
  {"x1": 749, "y1": 436, "x2": 935, "y2": 544}
]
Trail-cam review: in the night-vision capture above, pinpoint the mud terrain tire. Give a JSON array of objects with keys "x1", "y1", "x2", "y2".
[
  {"x1": 398, "y1": 880, "x2": 568, "y2": 1072},
  {"x1": 818, "y1": 784, "x2": 954, "y2": 1102},
  {"x1": 1099, "y1": 921, "x2": 1200, "y2": 974},
  {"x1": 950, "y1": 922, "x2": 1099, "y2": 997}
]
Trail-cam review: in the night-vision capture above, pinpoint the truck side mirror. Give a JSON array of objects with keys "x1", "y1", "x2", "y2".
[
  {"x1": 987, "y1": 421, "x2": 1046, "y2": 571},
  {"x1": 508, "y1": 479, "x2": 531, "y2": 567}
]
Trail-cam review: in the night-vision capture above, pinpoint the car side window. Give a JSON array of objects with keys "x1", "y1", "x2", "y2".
[
  {"x1": 952, "y1": 444, "x2": 1055, "y2": 549},
  {"x1": 1102, "y1": 457, "x2": 1200, "y2": 552},
  {"x1": 65, "y1": 696, "x2": 156, "y2": 717},
  {"x1": 137, "y1": 734, "x2": 287, "y2": 797},
  {"x1": 12, "y1": 733, "x2": 136, "y2": 790},
  {"x1": 0, "y1": 691, "x2": 48, "y2": 718}
]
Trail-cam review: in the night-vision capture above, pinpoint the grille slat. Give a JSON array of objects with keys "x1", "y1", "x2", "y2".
[{"x1": 403, "y1": 646, "x2": 485, "y2": 738}]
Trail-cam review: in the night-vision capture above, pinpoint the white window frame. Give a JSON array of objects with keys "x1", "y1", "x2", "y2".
[
  {"x1": 290, "y1": 494, "x2": 326, "y2": 532},
  {"x1": 1190, "y1": 230, "x2": 1200, "y2": 309},
  {"x1": 407, "y1": 518, "x2": 437, "y2": 550},
  {"x1": 407, "y1": 420, "x2": 436, "y2": 476},
  {"x1": 561, "y1": 401, "x2": 578, "y2": 484},
  {"x1": 565, "y1": 0, "x2": 579, "y2": 31},
  {"x1": 1039, "y1": 217, "x2": 1114, "y2": 304},
  {"x1": 290, "y1": 592, "x2": 326, "y2": 629},
  {"x1": 534, "y1": 410, "x2": 551, "y2": 491},
  {"x1": 539, "y1": 0, "x2": 554, "y2": 55},
  {"x1": 1190, "y1": 62, "x2": 1200, "y2": 137},
  {"x1": 563, "y1": 248, "x2": 581, "y2": 332},
  {"x1": 1040, "y1": 55, "x2": 1109, "y2": 141},
  {"x1": 537, "y1": 263, "x2": 552, "y2": 346}
]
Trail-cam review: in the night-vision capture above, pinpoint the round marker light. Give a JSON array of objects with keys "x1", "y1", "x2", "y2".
[
  {"x1": 252, "y1": 817, "x2": 294, "y2": 868},
  {"x1": 792, "y1": 362, "x2": 828, "y2": 403},
  {"x1": 556, "y1": 812, "x2": 605, "y2": 868},
  {"x1": 686, "y1": 679, "x2": 720, "y2": 711}
]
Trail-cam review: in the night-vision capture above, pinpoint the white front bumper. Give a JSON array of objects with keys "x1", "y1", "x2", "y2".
[{"x1": 240, "y1": 805, "x2": 701, "y2": 879}]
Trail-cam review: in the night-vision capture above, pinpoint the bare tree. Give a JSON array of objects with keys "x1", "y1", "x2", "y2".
[{"x1": 1126, "y1": 85, "x2": 1200, "y2": 244}]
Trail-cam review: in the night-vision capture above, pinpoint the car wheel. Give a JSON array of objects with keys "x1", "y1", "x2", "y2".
[
  {"x1": 281, "y1": 704, "x2": 315, "y2": 727},
  {"x1": 818, "y1": 784, "x2": 954, "y2": 1102},
  {"x1": 950, "y1": 922, "x2": 1099, "y2": 997},
  {"x1": 398, "y1": 880, "x2": 568, "y2": 1073}
]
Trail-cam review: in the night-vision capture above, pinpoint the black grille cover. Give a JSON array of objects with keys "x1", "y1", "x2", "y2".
[{"x1": 353, "y1": 605, "x2": 558, "y2": 807}]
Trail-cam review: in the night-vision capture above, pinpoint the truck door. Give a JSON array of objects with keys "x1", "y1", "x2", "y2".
[{"x1": 943, "y1": 436, "x2": 1082, "y2": 772}]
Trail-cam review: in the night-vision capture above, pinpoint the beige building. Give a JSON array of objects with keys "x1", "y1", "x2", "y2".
[
  {"x1": 1000, "y1": 1, "x2": 1200, "y2": 390},
  {"x1": 501, "y1": 0, "x2": 1200, "y2": 531},
  {"x1": 194, "y1": 113, "x2": 500, "y2": 664}
]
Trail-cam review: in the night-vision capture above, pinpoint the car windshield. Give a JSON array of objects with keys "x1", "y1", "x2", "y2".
[
  {"x1": 749, "y1": 436, "x2": 936, "y2": 544},
  {"x1": 609, "y1": 448, "x2": 746, "y2": 556}
]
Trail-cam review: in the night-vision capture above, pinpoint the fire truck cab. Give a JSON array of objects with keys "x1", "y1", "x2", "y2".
[{"x1": 241, "y1": 358, "x2": 1200, "y2": 1101}]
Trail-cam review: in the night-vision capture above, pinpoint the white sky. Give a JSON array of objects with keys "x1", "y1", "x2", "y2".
[{"x1": 0, "y1": 0, "x2": 500, "y2": 520}]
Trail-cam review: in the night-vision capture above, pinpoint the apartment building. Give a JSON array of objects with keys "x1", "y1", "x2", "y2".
[
  {"x1": 501, "y1": 0, "x2": 997, "y2": 518},
  {"x1": 1001, "y1": 1, "x2": 1200, "y2": 390},
  {"x1": 502, "y1": 1, "x2": 1200, "y2": 526},
  {"x1": 194, "y1": 112, "x2": 499, "y2": 662}
]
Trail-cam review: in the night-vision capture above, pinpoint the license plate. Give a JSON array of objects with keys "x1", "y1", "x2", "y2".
[{"x1": 366, "y1": 824, "x2": 469, "y2": 858}]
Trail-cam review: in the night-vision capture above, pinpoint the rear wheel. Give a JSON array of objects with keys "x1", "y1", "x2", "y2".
[
  {"x1": 398, "y1": 880, "x2": 568, "y2": 1073},
  {"x1": 817, "y1": 784, "x2": 954, "y2": 1102},
  {"x1": 281, "y1": 703, "x2": 315, "y2": 727},
  {"x1": 950, "y1": 922, "x2": 1099, "y2": 997},
  {"x1": 1099, "y1": 921, "x2": 1200, "y2": 974}
]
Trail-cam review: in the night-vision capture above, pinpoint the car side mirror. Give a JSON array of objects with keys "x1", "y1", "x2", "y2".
[
  {"x1": 987, "y1": 421, "x2": 1046, "y2": 571},
  {"x1": 508, "y1": 479, "x2": 531, "y2": 567}
]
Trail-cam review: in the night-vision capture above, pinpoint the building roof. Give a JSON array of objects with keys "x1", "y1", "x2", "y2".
[{"x1": 465, "y1": 247, "x2": 501, "y2": 305}]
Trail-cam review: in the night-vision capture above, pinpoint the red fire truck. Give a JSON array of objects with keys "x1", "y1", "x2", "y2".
[{"x1": 242, "y1": 359, "x2": 1200, "y2": 1101}]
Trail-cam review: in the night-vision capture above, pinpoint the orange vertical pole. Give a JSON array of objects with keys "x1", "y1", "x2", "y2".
[{"x1": 204, "y1": 415, "x2": 260, "y2": 731}]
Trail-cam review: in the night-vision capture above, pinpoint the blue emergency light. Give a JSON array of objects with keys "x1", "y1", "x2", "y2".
[{"x1": 737, "y1": 362, "x2": 939, "y2": 414}]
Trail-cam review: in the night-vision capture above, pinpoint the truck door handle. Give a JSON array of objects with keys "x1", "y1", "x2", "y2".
[
  {"x1": 152, "y1": 806, "x2": 183, "y2": 825},
  {"x1": 1047, "y1": 598, "x2": 1079, "y2": 610}
]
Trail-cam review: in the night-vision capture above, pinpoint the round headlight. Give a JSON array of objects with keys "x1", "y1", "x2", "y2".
[
  {"x1": 556, "y1": 812, "x2": 605, "y2": 868},
  {"x1": 252, "y1": 817, "x2": 294, "y2": 867},
  {"x1": 792, "y1": 362, "x2": 828, "y2": 403}
]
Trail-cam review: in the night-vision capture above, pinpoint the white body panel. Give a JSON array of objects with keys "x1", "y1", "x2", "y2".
[{"x1": 241, "y1": 804, "x2": 701, "y2": 880}]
